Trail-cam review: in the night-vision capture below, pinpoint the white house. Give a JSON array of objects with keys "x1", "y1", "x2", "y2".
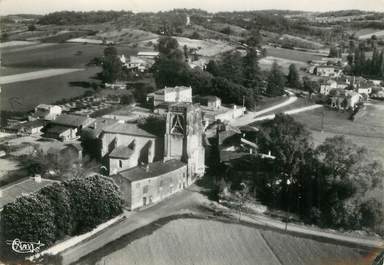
[
  {"x1": 147, "y1": 86, "x2": 192, "y2": 107},
  {"x1": 320, "y1": 80, "x2": 337, "y2": 95},
  {"x1": 32, "y1": 104, "x2": 62, "y2": 121}
]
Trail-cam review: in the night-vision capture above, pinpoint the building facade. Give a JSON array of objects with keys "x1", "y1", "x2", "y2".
[{"x1": 112, "y1": 160, "x2": 187, "y2": 210}]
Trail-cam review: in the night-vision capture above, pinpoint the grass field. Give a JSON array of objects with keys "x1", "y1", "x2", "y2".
[
  {"x1": 293, "y1": 103, "x2": 384, "y2": 166},
  {"x1": 84, "y1": 218, "x2": 372, "y2": 265},
  {"x1": 0, "y1": 67, "x2": 99, "y2": 111},
  {"x1": 265, "y1": 46, "x2": 324, "y2": 63},
  {"x1": 2, "y1": 43, "x2": 138, "y2": 68},
  {"x1": 1, "y1": 42, "x2": 138, "y2": 111}
]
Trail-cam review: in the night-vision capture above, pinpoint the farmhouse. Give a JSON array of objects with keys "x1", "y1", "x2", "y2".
[
  {"x1": 112, "y1": 160, "x2": 187, "y2": 210},
  {"x1": 147, "y1": 86, "x2": 192, "y2": 107},
  {"x1": 43, "y1": 114, "x2": 95, "y2": 141}
]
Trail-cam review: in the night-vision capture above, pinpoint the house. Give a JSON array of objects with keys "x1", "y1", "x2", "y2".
[
  {"x1": 10, "y1": 120, "x2": 45, "y2": 135},
  {"x1": 199, "y1": 96, "x2": 222, "y2": 109},
  {"x1": 0, "y1": 176, "x2": 56, "y2": 211},
  {"x1": 100, "y1": 122, "x2": 160, "y2": 174},
  {"x1": 330, "y1": 89, "x2": 362, "y2": 110},
  {"x1": 320, "y1": 80, "x2": 337, "y2": 95},
  {"x1": 315, "y1": 66, "x2": 343, "y2": 78},
  {"x1": 43, "y1": 114, "x2": 95, "y2": 141},
  {"x1": 146, "y1": 86, "x2": 192, "y2": 107},
  {"x1": 30, "y1": 104, "x2": 62, "y2": 121},
  {"x1": 201, "y1": 104, "x2": 246, "y2": 124},
  {"x1": 112, "y1": 160, "x2": 187, "y2": 210}
]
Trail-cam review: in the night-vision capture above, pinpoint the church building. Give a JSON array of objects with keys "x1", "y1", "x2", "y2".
[{"x1": 111, "y1": 102, "x2": 205, "y2": 210}]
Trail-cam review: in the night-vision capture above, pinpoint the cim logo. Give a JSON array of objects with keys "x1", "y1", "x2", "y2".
[{"x1": 6, "y1": 239, "x2": 44, "y2": 254}]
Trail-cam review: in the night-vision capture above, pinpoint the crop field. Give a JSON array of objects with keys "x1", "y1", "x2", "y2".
[
  {"x1": 87, "y1": 219, "x2": 372, "y2": 265},
  {"x1": 259, "y1": 56, "x2": 307, "y2": 73},
  {"x1": 293, "y1": 103, "x2": 384, "y2": 166},
  {"x1": 2, "y1": 43, "x2": 138, "y2": 68},
  {"x1": 1, "y1": 42, "x2": 138, "y2": 112},
  {"x1": 0, "y1": 67, "x2": 99, "y2": 112},
  {"x1": 265, "y1": 46, "x2": 324, "y2": 63}
]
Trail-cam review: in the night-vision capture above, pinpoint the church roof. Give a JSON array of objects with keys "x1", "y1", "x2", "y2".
[
  {"x1": 102, "y1": 123, "x2": 156, "y2": 138},
  {"x1": 114, "y1": 160, "x2": 186, "y2": 182}
]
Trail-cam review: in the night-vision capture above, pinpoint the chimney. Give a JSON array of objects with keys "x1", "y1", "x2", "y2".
[{"x1": 34, "y1": 174, "x2": 42, "y2": 183}]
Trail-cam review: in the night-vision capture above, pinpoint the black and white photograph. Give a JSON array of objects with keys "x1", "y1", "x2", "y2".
[{"x1": 0, "y1": 0, "x2": 384, "y2": 264}]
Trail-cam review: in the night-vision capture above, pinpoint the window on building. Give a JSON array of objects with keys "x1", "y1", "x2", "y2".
[
  {"x1": 143, "y1": 185, "x2": 149, "y2": 194},
  {"x1": 119, "y1": 160, "x2": 123, "y2": 168}
]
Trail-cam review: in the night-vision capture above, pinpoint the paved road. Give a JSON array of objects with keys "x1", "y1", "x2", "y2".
[
  {"x1": 249, "y1": 104, "x2": 323, "y2": 122},
  {"x1": 59, "y1": 184, "x2": 383, "y2": 265},
  {"x1": 60, "y1": 188, "x2": 205, "y2": 265},
  {"x1": 231, "y1": 91, "x2": 297, "y2": 127}
]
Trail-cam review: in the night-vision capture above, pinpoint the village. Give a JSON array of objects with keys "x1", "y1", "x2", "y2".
[{"x1": 1, "y1": 7, "x2": 384, "y2": 265}]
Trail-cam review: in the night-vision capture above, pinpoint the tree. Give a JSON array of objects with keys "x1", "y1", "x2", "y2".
[
  {"x1": 120, "y1": 94, "x2": 135, "y2": 105},
  {"x1": 302, "y1": 76, "x2": 319, "y2": 94},
  {"x1": 243, "y1": 48, "x2": 262, "y2": 93},
  {"x1": 287, "y1": 64, "x2": 301, "y2": 89},
  {"x1": 255, "y1": 114, "x2": 313, "y2": 210},
  {"x1": 64, "y1": 175, "x2": 123, "y2": 235},
  {"x1": 28, "y1": 24, "x2": 36, "y2": 31},
  {"x1": 206, "y1": 60, "x2": 220, "y2": 76},
  {"x1": 245, "y1": 29, "x2": 262, "y2": 47},
  {"x1": 218, "y1": 51, "x2": 244, "y2": 84},
  {"x1": 266, "y1": 62, "x2": 286, "y2": 96},
  {"x1": 102, "y1": 46, "x2": 122, "y2": 83},
  {"x1": 328, "y1": 45, "x2": 339, "y2": 58},
  {"x1": 39, "y1": 183, "x2": 73, "y2": 238},
  {"x1": 1, "y1": 194, "x2": 57, "y2": 246}
]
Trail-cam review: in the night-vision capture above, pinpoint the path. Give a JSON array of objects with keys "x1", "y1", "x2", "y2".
[
  {"x1": 231, "y1": 91, "x2": 297, "y2": 127},
  {"x1": 0, "y1": 68, "x2": 84, "y2": 85}
]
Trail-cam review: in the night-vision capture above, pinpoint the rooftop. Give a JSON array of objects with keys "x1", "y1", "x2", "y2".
[
  {"x1": 51, "y1": 114, "x2": 95, "y2": 128},
  {"x1": 44, "y1": 124, "x2": 71, "y2": 134},
  {"x1": 103, "y1": 122, "x2": 156, "y2": 138},
  {"x1": 137, "y1": 51, "x2": 159, "y2": 57},
  {"x1": 109, "y1": 146, "x2": 134, "y2": 159},
  {"x1": 114, "y1": 159, "x2": 187, "y2": 182},
  {"x1": 0, "y1": 177, "x2": 56, "y2": 209}
]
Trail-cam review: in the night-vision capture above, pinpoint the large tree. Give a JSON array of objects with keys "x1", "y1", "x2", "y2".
[
  {"x1": 266, "y1": 61, "x2": 286, "y2": 96},
  {"x1": 243, "y1": 48, "x2": 262, "y2": 93},
  {"x1": 102, "y1": 46, "x2": 123, "y2": 83},
  {"x1": 287, "y1": 64, "x2": 301, "y2": 89}
]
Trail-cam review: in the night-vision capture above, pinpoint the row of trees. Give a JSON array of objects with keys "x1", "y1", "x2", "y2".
[
  {"x1": 1, "y1": 175, "x2": 123, "y2": 249},
  {"x1": 151, "y1": 37, "x2": 287, "y2": 108},
  {"x1": 346, "y1": 47, "x2": 384, "y2": 78},
  {"x1": 38, "y1": 11, "x2": 130, "y2": 25},
  {"x1": 219, "y1": 114, "x2": 384, "y2": 233}
]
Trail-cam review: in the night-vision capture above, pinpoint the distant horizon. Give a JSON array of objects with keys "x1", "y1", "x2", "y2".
[
  {"x1": 1, "y1": 0, "x2": 384, "y2": 16},
  {"x1": 3, "y1": 8, "x2": 384, "y2": 16}
]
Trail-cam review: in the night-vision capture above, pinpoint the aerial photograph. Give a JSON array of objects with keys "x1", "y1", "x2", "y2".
[{"x1": 0, "y1": 0, "x2": 384, "y2": 264}]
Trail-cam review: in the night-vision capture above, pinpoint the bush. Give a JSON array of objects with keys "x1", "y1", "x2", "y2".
[{"x1": 0, "y1": 175, "x2": 123, "y2": 249}]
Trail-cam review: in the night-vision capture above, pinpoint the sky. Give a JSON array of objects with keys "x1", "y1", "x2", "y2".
[{"x1": 1, "y1": 0, "x2": 384, "y2": 15}]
